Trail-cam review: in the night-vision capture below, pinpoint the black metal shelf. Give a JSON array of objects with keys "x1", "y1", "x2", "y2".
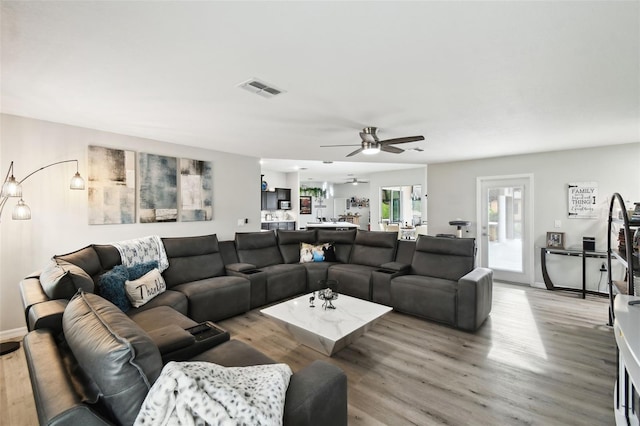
[{"x1": 608, "y1": 193, "x2": 637, "y2": 326}]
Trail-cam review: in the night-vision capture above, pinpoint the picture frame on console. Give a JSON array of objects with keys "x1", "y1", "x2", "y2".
[{"x1": 546, "y1": 232, "x2": 565, "y2": 249}]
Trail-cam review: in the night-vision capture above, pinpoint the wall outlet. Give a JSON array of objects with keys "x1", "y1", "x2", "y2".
[
  {"x1": 554, "y1": 220, "x2": 561, "y2": 228},
  {"x1": 237, "y1": 219, "x2": 244, "y2": 227}
]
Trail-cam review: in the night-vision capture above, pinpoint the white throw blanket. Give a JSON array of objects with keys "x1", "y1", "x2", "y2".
[
  {"x1": 112, "y1": 235, "x2": 169, "y2": 272},
  {"x1": 135, "y1": 361, "x2": 292, "y2": 426}
]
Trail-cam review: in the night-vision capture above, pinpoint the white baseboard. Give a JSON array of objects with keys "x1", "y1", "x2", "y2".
[
  {"x1": 532, "y1": 281, "x2": 547, "y2": 289},
  {"x1": 0, "y1": 327, "x2": 28, "y2": 341}
]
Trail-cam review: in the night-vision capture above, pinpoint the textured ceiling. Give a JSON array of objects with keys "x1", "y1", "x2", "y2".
[{"x1": 2, "y1": 1, "x2": 638, "y2": 181}]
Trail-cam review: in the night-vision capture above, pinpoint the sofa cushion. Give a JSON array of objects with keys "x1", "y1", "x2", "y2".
[
  {"x1": 411, "y1": 236, "x2": 475, "y2": 280},
  {"x1": 349, "y1": 231, "x2": 398, "y2": 267},
  {"x1": 128, "y1": 290, "x2": 189, "y2": 316},
  {"x1": 93, "y1": 244, "x2": 122, "y2": 271},
  {"x1": 391, "y1": 274, "x2": 458, "y2": 326},
  {"x1": 316, "y1": 229, "x2": 356, "y2": 263},
  {"x1": 328, "y1": 263, "x2": 378, "y2": 300},
  {"x1": 40, "y1": 259, "x2": 95, "y2": 300},
  {"x1": 260, "y1": 264, "x2": 307, "y2": 303},
  {"x1": 63, "y1": 292, "x2": 163, "y2": 426},
  {"x1": 277, "y1": 230, "x2": 317, "y2": 264},
  {"x1": 162, "y1": 234, "x2": 226, "y2": 287},
  {"x1": 235, "y1": 231, "x2": 283, "y2": 268},
  {"x1": 55, "y1": 245, "x2": 102, "y2": 277},
  {"x1": 125, "y1": 268, "x2": 167, "y2": 308}
]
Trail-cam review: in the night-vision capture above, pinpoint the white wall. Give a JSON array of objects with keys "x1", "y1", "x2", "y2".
[
  {"x1": 0, "y1": 114, "x2": 261, "y2": 334},
  {"x1": 427, "y1": 142, "x2": 640, "y2": 287}
]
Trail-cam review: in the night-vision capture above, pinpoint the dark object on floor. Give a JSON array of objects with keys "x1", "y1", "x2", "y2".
[{"x1": 0, "y1": 341, "x2": 20, "y2": 355}]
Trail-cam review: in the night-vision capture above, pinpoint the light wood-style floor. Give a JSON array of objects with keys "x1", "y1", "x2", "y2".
[{"x1": 1, "y1": 282, "x2": 616, "y2": 425}]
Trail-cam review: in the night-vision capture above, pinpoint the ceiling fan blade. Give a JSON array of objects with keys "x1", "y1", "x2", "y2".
[
  {"x1": 381, "y1": 145, "x2": 404, "y2": 154},
  {"x1": 319, "y1": 144, "x2": 361, "y2": 147},
  {"x1": 380, "y1": 135, "x2": 425, "y2": 145},
  {"x1": 346, "y1": 147, "x2": 364, "y2": 157}
]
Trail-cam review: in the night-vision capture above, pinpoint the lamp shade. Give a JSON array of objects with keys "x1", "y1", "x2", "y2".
[
  {"x1": 12, "y1": 199, "x2": 31, "y2": 220},
  {"x1": 1, "y1": 175, "x2": 21, "y2": 197},
  {"x1": 70, "y1": 172, "x2": 85, "y2": 190}
]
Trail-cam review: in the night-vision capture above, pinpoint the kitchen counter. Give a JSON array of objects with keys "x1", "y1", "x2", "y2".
[
  {"x1": 261, "y1": 219, "x2": 296, "y2": 223},
  {"x1": 305, "y1": 222, "x2": 359, "y2": 230}
]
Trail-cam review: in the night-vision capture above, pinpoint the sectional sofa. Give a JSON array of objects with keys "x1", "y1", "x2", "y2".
[{"x1": 19, "y1": 229, "x2": 492, "y2": 426}]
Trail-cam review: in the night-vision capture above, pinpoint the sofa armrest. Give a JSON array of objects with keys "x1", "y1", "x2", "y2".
[
  {"x1": 225, "y1": 262, "x2": 258, "y2": 273},
  {"x1": 147, "y1": 324, "x2": 196, "y2": 354},
  {"x1": 284, "y1": 360, "x2": 347, "y2": 426},
  {"x1": 379, "y1": 261, "x2": 410, "y2": 273},
  {"x1": 457, "y1": 267, "x2": 493, "y2": 331},
  {"x1": 371, "y1": 263, "x2": 410, "y2": 305},
  {"x1": 225, "y1": 264, "x2": 267, "y2": 308},
  {"x1": 20, "y1": 278, "x2": 49, "y2": 321},
  {"x1": 24, "y1": 329, "x2": 112, "y2": 426},
  {"x1": 28, "y1": 299, "x2": 68, "y2": 333}
]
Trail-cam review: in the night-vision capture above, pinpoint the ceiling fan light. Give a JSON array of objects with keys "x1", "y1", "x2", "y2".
[{"x1": 362, "y1": 141, "x2": 380, "y2": 155}]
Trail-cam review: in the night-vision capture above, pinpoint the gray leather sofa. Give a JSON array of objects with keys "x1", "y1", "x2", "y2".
[
  {"x1": 24, "y1": 291, "x2": 347, "y2": 426},
  {"x1": 390, "y1": 236, "x2": 493, "y2": 331},
  {"x1": 19, "y1": 230, "x2": 492, "y2": 425}
]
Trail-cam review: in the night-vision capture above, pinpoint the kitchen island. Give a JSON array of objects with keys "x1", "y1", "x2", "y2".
[{"x1": 305, "y1": 222, "x2": 358, "y2": 230}]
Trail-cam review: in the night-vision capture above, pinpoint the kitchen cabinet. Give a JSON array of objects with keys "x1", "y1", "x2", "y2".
[
  {"x1": 261, "y1": 221, "x2": 296, "y2": 231},
  {"x1": 276, "y1": 188, "x2": 291, "y2": 201},
  {"x1": 261, "y1": 192, "x2": 278, "y2": 210}
]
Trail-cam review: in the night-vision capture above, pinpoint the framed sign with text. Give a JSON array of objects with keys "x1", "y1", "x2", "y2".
[{"x1": 568, "y1": 182, "x2": 598, "y2": 219}]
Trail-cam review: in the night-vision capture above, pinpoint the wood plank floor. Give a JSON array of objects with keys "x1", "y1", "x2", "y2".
[{"x1": 1, "y1": 282, "x2": 616, "y2": 425}]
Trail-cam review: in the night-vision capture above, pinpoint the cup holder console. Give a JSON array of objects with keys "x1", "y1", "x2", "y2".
[{"x1": 186, "y1": 322, "x2": 229, "y2": 342}]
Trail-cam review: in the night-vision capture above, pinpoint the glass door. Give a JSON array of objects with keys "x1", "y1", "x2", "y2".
[{"x1": 478, "y1": 175, "x2": 532, "y2": 284}]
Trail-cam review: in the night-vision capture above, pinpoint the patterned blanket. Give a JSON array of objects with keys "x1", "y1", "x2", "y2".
[
  {"x1": 135, "y1": 361, "x2": 292, "y2": 426},
  {"x1": 112, "y1": 235, "x2": 169, "y2": 272}
]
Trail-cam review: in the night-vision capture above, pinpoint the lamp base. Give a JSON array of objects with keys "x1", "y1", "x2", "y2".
[{"x1": 0, "y1": 341, "x2": 20, "y2": 355}]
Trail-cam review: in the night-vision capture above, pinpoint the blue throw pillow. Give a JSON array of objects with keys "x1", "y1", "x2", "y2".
[
  {"x1": 98, "y1": 265, "x2": 131, "y2": 312},
  {"x1": 127, "y1": 260, "x2": 159, "y2": 281}
]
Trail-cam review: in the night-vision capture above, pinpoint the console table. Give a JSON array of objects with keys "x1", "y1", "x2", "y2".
[{"x1": 540, "y1": 247, "x2": 608, "y2": 298}]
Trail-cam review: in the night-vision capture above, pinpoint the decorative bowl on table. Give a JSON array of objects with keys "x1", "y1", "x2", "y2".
[{"x1": 318, "y1": 288, "x2": 338, "y2": 310}]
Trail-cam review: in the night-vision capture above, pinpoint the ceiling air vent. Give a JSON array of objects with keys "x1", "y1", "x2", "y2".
[{"x1": 237, "y1": 78, "x2": 286, "y2": 99}]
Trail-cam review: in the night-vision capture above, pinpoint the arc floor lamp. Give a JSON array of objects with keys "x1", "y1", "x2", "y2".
[{"x1": 0, "y1": 159, "x2": 85, "y2": 355}]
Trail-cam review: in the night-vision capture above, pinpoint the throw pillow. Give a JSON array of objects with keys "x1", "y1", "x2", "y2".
[
  {"x1": 98, "y1": 265, "x2": 131, "y2": 312},
  {"x1": 300, "y1": 242, "x2": 336, "y2": 263},
  {"x1": 321, "y1": 242, "x2": 337, "y2": 262},
  {"x1": 127, "y1": 260, "x2": 159, "y2": 281},
  {"x1": 300, "y1": 242, "x2": 324, "y2": 263},
  {"x1": 40, "y1": 258, "x2": 95, "y2": 299},
  {"x1": 125, "y1": 268, "x2": 166, "y2": 308}
]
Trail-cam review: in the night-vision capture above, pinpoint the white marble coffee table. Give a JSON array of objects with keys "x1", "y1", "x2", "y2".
[{"x1": 260, "y1": 293, "x2": 392, "y2": 356}]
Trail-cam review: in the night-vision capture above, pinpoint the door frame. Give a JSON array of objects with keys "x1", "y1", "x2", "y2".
[{"x1": 476, "y1": 173, "x2": 534, "y2": 285}]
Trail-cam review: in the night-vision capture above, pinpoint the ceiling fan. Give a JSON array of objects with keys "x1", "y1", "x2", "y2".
[
  {"x1": 345, "y1": 177, "x2": 369, "y2": 185},
  {"x1": 320, "y1": 127, "x2": 425, "y2": 157}
]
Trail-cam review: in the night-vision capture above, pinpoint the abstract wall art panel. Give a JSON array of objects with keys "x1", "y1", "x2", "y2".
[
  {"x1": 139, "y1": 153, "x2": 178, "y2": 223},
  {"x1": 180, "y1": 158, "x2": 213, "y2": 221},
  {"x1": 88, "y1": 146, "x2": 136, "y2": 225}
]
